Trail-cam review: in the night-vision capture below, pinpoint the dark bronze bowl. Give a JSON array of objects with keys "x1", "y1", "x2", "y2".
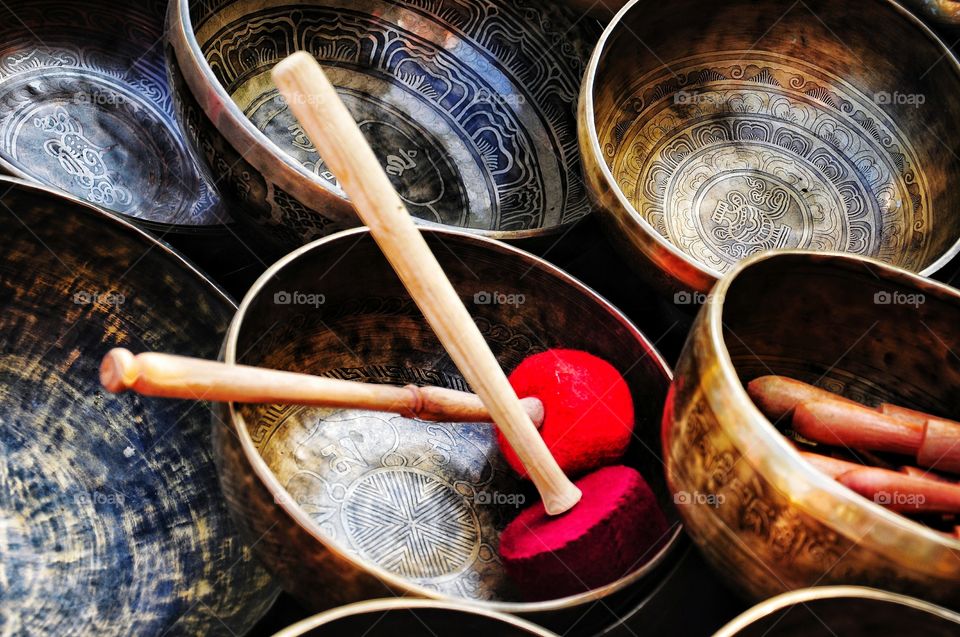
[
  {"x1": 273, "y1": 599, "x2": 558, "y2": 637},
  {"x1": 579, "y1": 0, "x2": 960, "y2": 296},
  {"x1": 663, "y1": 251, "x2": 960, "y2": 607},
  {"x1": 167, "y1": 0, "x2": 600, "y2": 249},
  {"x1": 0, "y1": 0, "x2": 228, "y2": 232},
  {"x1": 0, "y1": 178, "x2": 275, "y2": 634},
  {"x1": 714, "y1": 587, "x2": 960, "y2": 637},
  {"x1": 215, "y1": 228, "x2": 679, "y2": 634}
]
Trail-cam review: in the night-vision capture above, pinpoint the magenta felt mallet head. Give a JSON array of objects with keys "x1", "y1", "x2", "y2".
[{"x1": 498, "y1": 465, "x2": 669, "y2": 600}]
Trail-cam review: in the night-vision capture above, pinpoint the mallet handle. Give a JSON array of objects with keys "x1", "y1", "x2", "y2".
[
  {"x1": 272, "y1": 52, "x2": 580, "y2": 514},
  {"x1": 100, "y1": 348, "x2": 544, "y2": 426}
]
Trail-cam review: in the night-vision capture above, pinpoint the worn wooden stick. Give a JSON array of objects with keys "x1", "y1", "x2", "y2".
[
  {"x1": 272, "y1": 52, "x2": 580, "y2": 514},
  {"x1": 100, "y1": 348, "x2": 545, "y2": 426}
]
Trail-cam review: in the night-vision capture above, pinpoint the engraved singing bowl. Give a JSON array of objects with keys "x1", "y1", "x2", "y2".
[
  {"x1": 579, "y1": 0, "x2": 960, "y2": 296},
  {"x1": 713, "y1": 586, "x2": 960, "y2": 637},
  {"x1": 0, "y1": 0, "x2": 229, "y2": 233},
  {"x1": 166, "y1": 0, "x2": 600, "y2": 249},
  {"x1": 0, "y1": 177, "x2": 275, "y2": 634},
  {"x1": 272, "y1": 599, "x2": 558, "y2": 637},
  {"x1": 215, "y1": 227, "x2": 679, "y2": 634},
  {"x1": 662, "y1": 250, "x2": 960, "y2": 607}
]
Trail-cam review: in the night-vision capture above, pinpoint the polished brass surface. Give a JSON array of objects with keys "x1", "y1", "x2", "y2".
[
  {"x1": 579, "y1": 0, "x2": 960, "y2": 295},
  {"x1": 272, "y1": 599, "x2": 558, "y2": 637},
  {"x1": 663, "y1": 250, "x2": 960, "y2": 606},
  {"x1": 216, "y1": 227, "x2": 679, "y2": 634},
  {"x1": 714, "y1": 586, "x2": 960, "y2": 636}
]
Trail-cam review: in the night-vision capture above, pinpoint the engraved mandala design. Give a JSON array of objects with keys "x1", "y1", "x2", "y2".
[
  {"x1": 342, "y1": 468, "x2": 481, "y2": 579},
  {"x1": 602, "y1": 52, "x2": 930, "y2": 272}
]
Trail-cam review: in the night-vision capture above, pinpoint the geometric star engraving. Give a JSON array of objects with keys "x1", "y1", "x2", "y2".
[{"x1": 342, "y1": 468, "x2": 481, "y2": 580}]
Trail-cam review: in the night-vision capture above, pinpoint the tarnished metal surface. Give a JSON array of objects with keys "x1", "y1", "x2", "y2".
[{"x1": 0, "y1": 179, "x2": 275, "y2": 635}]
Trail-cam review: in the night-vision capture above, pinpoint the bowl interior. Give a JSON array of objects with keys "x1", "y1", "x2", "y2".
[
  {"x1": 719, "y1": 591, "x2": 960, "y2": 637},
  {"x1": 0, "y1": 181, "x2": 272, "y2": 634},
  {"x1": 188, "y1": 0, "x2": 598, "y2": 235},
  {"x1": 231, "y1": 229, "x2": 676, "y2": 603},
  {"x1": 589, "y1": 0, "x2": 960, "y2": 275},
  {"x1": 0, "y1": 0, "x2": 226, "y2": 227}
]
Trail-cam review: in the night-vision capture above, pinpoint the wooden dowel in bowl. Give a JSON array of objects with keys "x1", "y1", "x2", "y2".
[
  {"x1": 100, "y1": 348, "x2": 545, "y2": 427},
  {"x1": 271, "y1": 52, "x2": 581, "y2": 515}
]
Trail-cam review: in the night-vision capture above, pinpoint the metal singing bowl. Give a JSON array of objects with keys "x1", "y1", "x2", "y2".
[
  {"x1": 579, "y1": 0, "x2": 960, "y2": 296},
  {"x1": 216, "y1": 227, "x2": 679, "y2": 634},
  {"x1": 0, "y1": 177, "x2": 276, "y2": 634},
  {"x1": 714, "y1": 586, "x2": 960, "y2": 636},
  {"x1": 166, "y1": 0, "x2": 601, "y2": 249},
  {"x1": 0, "y1": 0, "x2": 228, "y2": 232},
  {"x1": 663, "y1": 250, "x2": 960, "y2": 606},
  {"x1": 273, "y1": 599, "x2": 559, "y2": 637}
]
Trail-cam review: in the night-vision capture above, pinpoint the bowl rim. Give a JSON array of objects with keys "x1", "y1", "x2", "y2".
[
  {"x1": 580, "y1": 0, "x2": 960, "y2": 286},
  {"x1": 703, "y1": 250, "x2": 960, "y2": 560},
  {"x1": 713, "y1": 585, "x2": 960, "y2": 636},
  {"x1": 270, "y1": 598, "x2": 560, "y2": 637},
  {"x1": 168, "y1": 0, "x2": 598, "y2": 241},
  {"x1": 223, "y1": 225, "x2": 681, "y2": 613}
]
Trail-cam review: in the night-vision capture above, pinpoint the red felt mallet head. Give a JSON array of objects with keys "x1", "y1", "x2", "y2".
[
  {"x1": 498, "y1": 465, "x2": 669, "y2": 600},
  {"x1": 499, "y1": 349, "x2": 634, "y2": 478}
]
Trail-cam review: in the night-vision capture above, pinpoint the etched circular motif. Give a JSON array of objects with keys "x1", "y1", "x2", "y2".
[
  {"x1": 604, "y1": 52, "x2": 930, "y2": 272},
  {"x1": 342, "y1": 467, "x2": 481, "y2": 580}
]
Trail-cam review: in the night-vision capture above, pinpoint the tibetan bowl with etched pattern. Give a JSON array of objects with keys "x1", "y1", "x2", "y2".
[
  {"x1": 714, "y1": 586, "x2": 960, "y2": 637},
  {"x1": 663, "y1": 251, "x2": 960, "y2": 607},
  {"x1": 166, "y1": 0, "x2": 600, "y2": 249},
  {"x1": 579, "y1": 0, "x2": 960, "y2": 296},
  {"x1": 0, "y1": 178, "x2": 275, "y2": 635},
  {"x1": 214, "y1": 227, "x2": 679, "y2": 634},
  {"x1": 0, "y1": 0, "x2": 229, "y2": 232}
]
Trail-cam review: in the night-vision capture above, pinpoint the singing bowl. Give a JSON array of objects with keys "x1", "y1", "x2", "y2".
[
  {"x1": 167, "y1": 0, "x2": 600, "y2": 248},
  {"x1": 0, "y1": 178, "x2": 275, "y2": 634},
  {"x1": 0, "y1": 0, "x2": 228, "y2": 232},
  {"x1": 662, "y1": 250, "x2": 960, "y2": 606},
  {"x1": 215, "y1": 227, "x2": 679, "y2": 633},
  {"x1": 714, "y1": 586, "x2": 960, "y2": 636},
  {"x1": 273, "y1": 599, "x2": 558, "y2": 637},
  {"x1": 579, "y1": 0, "x2": 960, "y2": 296}
]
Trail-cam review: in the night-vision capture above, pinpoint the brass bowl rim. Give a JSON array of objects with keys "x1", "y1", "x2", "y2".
[
  {"x1": 270, "y1": 598, "x2": 559, "y2": 637},
  {"x1": 580, "y1": 0, "x2": 960, "y2": 282},
  {"x1": 713, "y1": 585, "x2": 960, "y2": 636},
  {"x1": 223, "y1": 225, "x2": 681, "y2": 613},
  {"x1": 703, "y1": 250, "x2": 960, "y2": 559},
  {"x1": 169, "y1": 0, "x2": 594, "y2": 241}
]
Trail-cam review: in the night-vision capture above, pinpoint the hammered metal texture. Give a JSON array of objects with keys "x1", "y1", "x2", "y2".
[
  {"x1": 580, "y1": 0, "x2": 960, "y2": 295},
  {"x1": 217, "y1": 228, "x2": 678, "y2": 634},
  {"x1": 0, "y1": 179, "x2": 275, "y2": 635},
  {"x1": 0, "y1": 0, "x2": 228, "y2": 229},
  {"x1": 168, "y1": 0, "x2": 600, "y2": 247},
  {"x1": 663, "y1": 251, "x2": 960, "y2": 607}
]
